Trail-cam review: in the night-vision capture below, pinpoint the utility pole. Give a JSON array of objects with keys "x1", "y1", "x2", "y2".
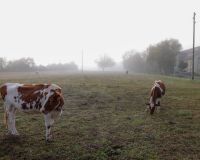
[
  {"x1": 82, "y1": 50, "x2": 84, "y2": 73},
  {"x1": 192, "y1": 12, "x2": 196, "y2": 80},
  {"x1": 103, "y1": 54, "x2": 105, "y2": 71}
]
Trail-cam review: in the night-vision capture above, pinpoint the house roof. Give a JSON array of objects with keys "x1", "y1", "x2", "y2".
[
  {"x1": 178, "y1": 46, "x2": 200, "y2": 61},
  {"x1": 180, "y1": 46, "x2": 200, "y2": 54}
]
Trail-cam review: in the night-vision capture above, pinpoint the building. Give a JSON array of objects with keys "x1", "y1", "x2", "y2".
[{"x1": 176, "y1": 46, "x2": 200, "y2": 73}]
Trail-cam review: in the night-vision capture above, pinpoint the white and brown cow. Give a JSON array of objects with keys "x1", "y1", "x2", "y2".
[
  {"x1": 146, "y1": 80, "x2": 166, "y2": 114},
  {"x1": 0, "y1": 83, "x2": 64, "y2": 141}
]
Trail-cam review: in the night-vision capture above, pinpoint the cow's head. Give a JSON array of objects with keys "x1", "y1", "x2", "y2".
[
  {"x1": 43, "y1": 90, "x2": 64, "y2": 114},
  {"x1": 146, "y1": 102, "x2": 160, "y2": 114}
]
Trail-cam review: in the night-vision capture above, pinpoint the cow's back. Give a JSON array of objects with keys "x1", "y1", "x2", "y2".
[{"x1": 0, "y1": 83, "x2": 64, "y2": 114}]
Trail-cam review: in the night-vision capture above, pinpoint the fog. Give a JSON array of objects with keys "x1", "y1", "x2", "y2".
[{"x1": 0, "y1": 0, "x2": 200, "y2": 70}]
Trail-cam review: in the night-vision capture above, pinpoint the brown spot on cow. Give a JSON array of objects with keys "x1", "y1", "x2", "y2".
[
  {"x1": 44, "y1": 92, "x2": 48, "y2": 99},
  {"x1": 18, "y1": 84, "x2": 49, "y2": 103},
  {"x1": 0, "y1": 85, "x2": 7, "y2": 100},
  {"x1": 21, "y1": 103, "x2": 28, "y2": 110},
  {"x1": 35, "y1": 101, "x2": 42, "y2": 109},
  {"x1": 150, "y1": 87, "x2": 162, "y2": 106},
  {"x1": 18, "y1": 84, "x2": 49, "y2": 95},
  {"x1": 155, "y1": 81, "x2": 166, "y2": 95},
  {"x1": 30, "y1": 103, "x2": 33, "y2": 109}
]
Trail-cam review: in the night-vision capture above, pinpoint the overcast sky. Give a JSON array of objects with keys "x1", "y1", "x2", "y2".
[{"x1": 0, "y1": 0, "x2": 200, "y2": 69}]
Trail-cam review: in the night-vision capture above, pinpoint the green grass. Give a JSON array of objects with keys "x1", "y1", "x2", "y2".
[{"x1": 0, "y1": 72, "x2": 200, "y2": 160}]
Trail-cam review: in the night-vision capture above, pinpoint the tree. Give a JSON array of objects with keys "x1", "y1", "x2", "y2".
[
  {"x1": 95, "y1": 55, "x2": 115, "y2": 71},
  {"x1": 0, "y1": 58, "x2": 6, "y2": 71},
  {"x1": 46, "y1": 62, "x2": 78, "y2": 71},
  {"x1": 122, "y1": 50, "x2": 145, "y2": 73},
  {"x1": 0, "y1": 57, "x2": 79, "y2": 72},
  {"x1": 146, "y1": 39, "x2": 182, "y2": 74},
  {"x1": 6, "y1": 57, "x2": 36, "y2": 72},
  {"x1": 178, "y1": 61, "x2": 188, "y2": 71}
]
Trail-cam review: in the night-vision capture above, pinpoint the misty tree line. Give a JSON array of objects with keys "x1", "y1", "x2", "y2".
[
  {"x1": 123, "y1": 39, "x2": 183, "y2": 74},
  {"x1": 0, "y1": 38, "x2": 183, "y2": 73},
  {"x1": 96, "y1": 38, "x2": 183, "y2": 75},
  {"x1": 0, "y1": 57, "x2": 78, "y2": 72}
]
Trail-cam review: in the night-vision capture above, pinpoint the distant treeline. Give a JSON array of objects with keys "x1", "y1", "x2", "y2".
[
  {"x1": 0, "y1": 57, "x2": 78, "y2": 72},
  {"x1": 0, "y1": 38, "x2": 182, "y2": 74},
  {"x1": 122, "y1": 39, "x2": 182, "y2": 75}
]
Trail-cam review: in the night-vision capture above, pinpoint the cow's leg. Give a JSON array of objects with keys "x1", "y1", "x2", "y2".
[
  {"x1": 5, "y1": 104, "x2": 19, "y2": 135},
  {"x1": 3, "y1": 104, "x2": 8, "y2": 128},
  {"x1": 156, "y1": 99, "x2": 161, "y2": 113},
  {"x1": 145, "y1": 106, "x2": 150, "y2": 113},
  {"x1": 44, "y1": 113, "x2": 54, "y2": 141}
]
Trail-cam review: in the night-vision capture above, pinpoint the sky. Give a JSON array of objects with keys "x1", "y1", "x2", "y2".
[{"x1": 0, "y1": 0, "x2": 200, "y2": 70}]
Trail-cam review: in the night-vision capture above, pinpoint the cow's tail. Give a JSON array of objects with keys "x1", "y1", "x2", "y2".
[{"x1": 0, "y1": 84, "x2": 7, "y2": 128}]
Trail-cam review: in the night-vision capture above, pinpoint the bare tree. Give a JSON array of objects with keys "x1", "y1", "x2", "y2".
[{"x1": 95, "y1": 55, "x2": 115, "y2": 71}]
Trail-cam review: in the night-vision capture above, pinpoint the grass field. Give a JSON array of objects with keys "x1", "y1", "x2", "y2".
[{"x1": 0, "y1": 72, "x2": 200, "y2": 160}]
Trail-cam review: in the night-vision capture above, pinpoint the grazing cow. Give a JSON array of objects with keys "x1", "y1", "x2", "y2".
[
  {"x1": 146, "y1": 80, "x2": 166, "y2": 114},
  {"x1": 0, "y1": 83, "x2": 64, "y2": 141}
]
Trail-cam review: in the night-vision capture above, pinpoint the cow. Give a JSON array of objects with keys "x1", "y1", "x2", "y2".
[
  {"x1": 146, "y1": 80, "x2": 166, "y2": 115},
  {"x1": 0, "y1": 83, "x2": 64, "y2": 141}
]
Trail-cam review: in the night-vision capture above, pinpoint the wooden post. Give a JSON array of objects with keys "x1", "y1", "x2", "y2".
[
  {"x1": 192, "y1": 12, "x2": 196, "y2": 80},
  {"x1": 82, "y1": 50, "x2": 83, "y2": 73}
]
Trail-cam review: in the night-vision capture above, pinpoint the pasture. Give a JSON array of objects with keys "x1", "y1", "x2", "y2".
[{"x1": 0, "y1": 72, "x2": 200, "y2": 160}]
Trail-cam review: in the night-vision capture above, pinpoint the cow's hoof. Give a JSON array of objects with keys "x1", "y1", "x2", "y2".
[
  {"x1": 13, "y1": 132, "x2": 20, "y2": 136},
  {"x1": 11, "y1": 134, "x2": 20, "y2": 138},
  {"x1": 6, "y1": 132, "x2": 19, "y2": 136},
  {"x1": 46, "y1": 135, "x2": 53, "y2": 142},
  {"x1": 46, "y1": 138, "x2": 54, "y2": 143}
]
